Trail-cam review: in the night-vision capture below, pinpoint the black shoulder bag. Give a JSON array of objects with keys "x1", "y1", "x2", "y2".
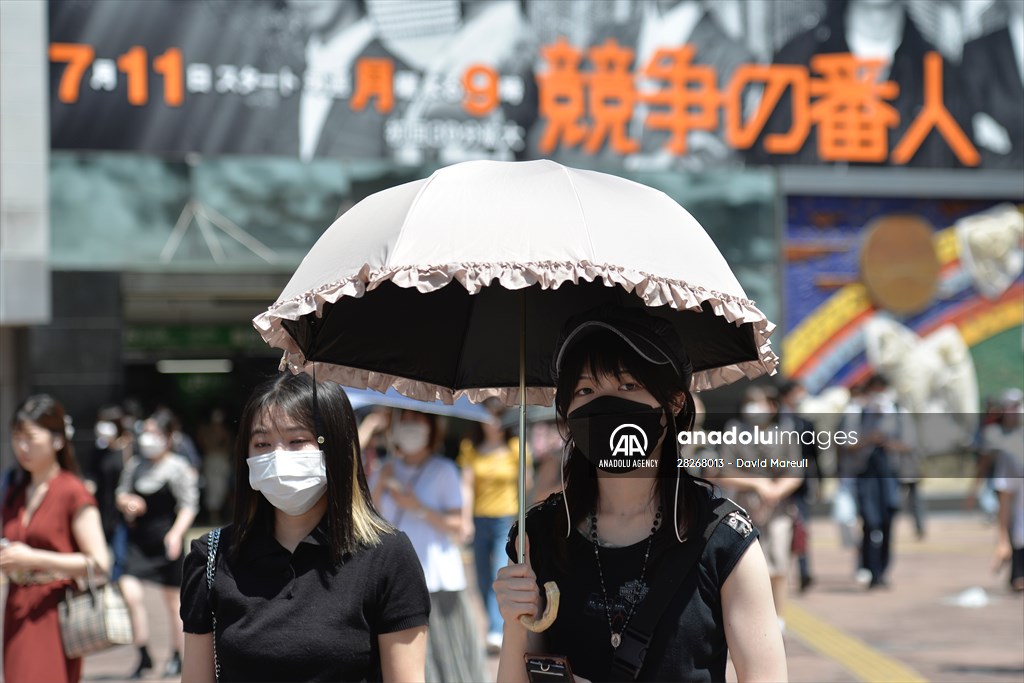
[{"x1": 609, "y1": 498, "x2": 744, "y2": 681}]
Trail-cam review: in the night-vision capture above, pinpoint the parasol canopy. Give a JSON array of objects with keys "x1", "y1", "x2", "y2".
[{"x1": 254, "y1": 159, "x2": 777, "y2": 405}]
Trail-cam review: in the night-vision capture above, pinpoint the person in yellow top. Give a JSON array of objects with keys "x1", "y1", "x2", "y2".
[{"x1": 458, "y1": 399, "x2": 531, "y2": 654}]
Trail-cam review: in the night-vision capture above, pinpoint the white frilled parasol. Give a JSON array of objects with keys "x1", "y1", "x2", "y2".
[{"x1": 255, "y1": 159, "x2": 776, "y2": 401}]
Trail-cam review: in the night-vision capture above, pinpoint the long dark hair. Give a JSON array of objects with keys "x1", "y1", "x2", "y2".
[
  {"x1": 230, "y1": 373, "x2": 391, "y2": 566},
  {"x1": 146, "y1": 410, "x2": 177, "y2": 439},
  {"x1": 5, "y1": 394, "x2": 81, "y2": 509},
  {"x1": 554, "y1": 332, "x2": 709, "y2": 546}
]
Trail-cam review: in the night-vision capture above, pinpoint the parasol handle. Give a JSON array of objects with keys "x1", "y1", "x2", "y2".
[
  {"x1": 516, "y1": 291, "x2": 559, "y2": 633},
  {"x1": 519, "y1": 581, "x2": 560, "y2": 632}
]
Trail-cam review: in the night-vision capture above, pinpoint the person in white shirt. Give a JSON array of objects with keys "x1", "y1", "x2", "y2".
[{"x1": 369, "y1": 410, "x2": 486, "y2": 682}]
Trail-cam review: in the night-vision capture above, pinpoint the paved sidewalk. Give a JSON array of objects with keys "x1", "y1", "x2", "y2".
[{"x1": 773, "y1": 511, "x2": 1024, "y2": 683}]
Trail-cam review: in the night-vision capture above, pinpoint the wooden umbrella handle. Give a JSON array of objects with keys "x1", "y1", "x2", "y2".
[{"x1": 519, "y1": 581, "x2": 560, "y2": 632}]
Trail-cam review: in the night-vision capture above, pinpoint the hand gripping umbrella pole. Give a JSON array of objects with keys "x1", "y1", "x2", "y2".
[{"x1": 516, "y1": 293, "x2": 560, "y2": 633}]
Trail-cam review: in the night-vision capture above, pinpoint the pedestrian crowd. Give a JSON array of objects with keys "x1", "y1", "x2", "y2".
[{"x1": 2, "y1": 308, "x2": 1022, "y2": 682}]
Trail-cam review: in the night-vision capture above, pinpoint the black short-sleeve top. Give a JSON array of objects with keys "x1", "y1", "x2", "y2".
[
  {"x1": 181, "y1": 522, "x2": 430, "y2": 682},
  {"x1": 506, "y1": 490, "x2": 758, "y2": 683}
]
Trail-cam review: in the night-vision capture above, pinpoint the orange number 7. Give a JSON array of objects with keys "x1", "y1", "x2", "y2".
[{"x1": 49, "y1": 43, "x2": 95, "y2": 103}]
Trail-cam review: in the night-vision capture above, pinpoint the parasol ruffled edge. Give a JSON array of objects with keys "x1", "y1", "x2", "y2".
[{"x1": 252, "y1": 260, "x2": 780, "y2": 405}]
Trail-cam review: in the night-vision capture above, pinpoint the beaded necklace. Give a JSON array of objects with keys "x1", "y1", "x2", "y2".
[{"x1": 589, "y1": 505, "x2": 663, "y2": 649}]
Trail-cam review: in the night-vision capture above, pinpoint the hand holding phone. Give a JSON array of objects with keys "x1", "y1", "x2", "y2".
[{"x1": 524, "y1": 654, "x2": 574, "y2": 683}]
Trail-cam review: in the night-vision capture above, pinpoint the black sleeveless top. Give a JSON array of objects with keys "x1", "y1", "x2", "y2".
[{"x1": 507, "y1": 490, "x2": 758, "y2": 682}]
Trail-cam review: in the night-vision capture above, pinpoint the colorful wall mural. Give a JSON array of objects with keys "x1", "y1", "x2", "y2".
[{"x1": 783, "y1": 197, "x2": 1023, "y2": 408}]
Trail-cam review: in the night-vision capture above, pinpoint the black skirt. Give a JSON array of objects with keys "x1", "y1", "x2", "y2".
[
  {"x1": 124, "y1": 540, "x2": 184, "y2": 586},
  {"x1": 124, "y1": 483, "x2": 183, "y2": 586}
]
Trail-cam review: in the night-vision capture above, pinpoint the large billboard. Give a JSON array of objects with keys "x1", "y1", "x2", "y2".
[{"x1": 48, "y1": 0, "x2": 1024, "y2": 169}]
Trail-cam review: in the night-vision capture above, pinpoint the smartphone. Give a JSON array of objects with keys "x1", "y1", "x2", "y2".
[{"x1": 524, "y1": 654, "x2": 574, "y2": 683}]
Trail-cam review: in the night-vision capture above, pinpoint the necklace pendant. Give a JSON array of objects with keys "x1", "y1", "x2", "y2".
[{"x1": 611, "y1": 632, "x2": 622, "y2": 649}]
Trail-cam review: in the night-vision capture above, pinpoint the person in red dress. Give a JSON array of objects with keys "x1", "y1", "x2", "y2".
[{"x1": 2, "y1": 395, "x2": 110, "y2": 683}]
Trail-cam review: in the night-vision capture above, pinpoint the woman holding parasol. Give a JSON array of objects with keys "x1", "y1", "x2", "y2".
[{"x1": 495, "y1": 306, "x2": 788, "y2": 682}]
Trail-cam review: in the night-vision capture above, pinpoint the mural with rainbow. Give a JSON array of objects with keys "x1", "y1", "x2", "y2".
[{"x1": 782, "y1": 196, "x2": 1023, "y2": 410}]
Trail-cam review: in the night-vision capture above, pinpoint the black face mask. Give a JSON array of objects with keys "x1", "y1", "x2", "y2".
[{"x1": 567, "y1": 395, "x2": 666, "y2": 474}]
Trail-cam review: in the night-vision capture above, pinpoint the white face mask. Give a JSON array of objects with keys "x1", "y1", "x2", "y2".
[
  {"x1": 247, "y1": 450, "x2": 327, "y2": 516},
  {"x1": 138, "y1": 432, "x2": 166, "y2": 459},
  {"x1": 393, "y1": 422, "x2": 430, "y2": 454},
  {"x1": 95, "y1": 420, "x2": 117, "y2": 448},
  {"x1": 95, "y1": 421, "x2": 118, "y2": 440}
]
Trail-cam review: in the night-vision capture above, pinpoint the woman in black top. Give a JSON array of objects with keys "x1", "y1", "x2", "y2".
[
  {"x1": 117, "y1": 411, "x2": 199, "y2": 678},
  {"x1": 494, "y1": 307, "x2": 788, "y2": 682},
  {"x1": 180, "y1": 374, "x2": 430, "y2": 682}
]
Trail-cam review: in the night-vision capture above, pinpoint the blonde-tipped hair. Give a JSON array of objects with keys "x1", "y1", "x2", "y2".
[{"x1": 349, "y1": 439, "x2": 392, "y2": 546}]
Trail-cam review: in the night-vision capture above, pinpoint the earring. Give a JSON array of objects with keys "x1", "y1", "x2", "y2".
[
  {"x1": 560, "y1": 443, "x2": 571, "y2": 539},
  {"x1": 670, "y1": 415, "x2": 683, "y2": 542},
  {"x1": 674, "y1": 466, "x2": 683, "y2": 543}
]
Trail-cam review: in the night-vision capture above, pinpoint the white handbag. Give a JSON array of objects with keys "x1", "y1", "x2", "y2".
[{"x1": 57, "y1": 558, "x2": 134, "y2": 658}]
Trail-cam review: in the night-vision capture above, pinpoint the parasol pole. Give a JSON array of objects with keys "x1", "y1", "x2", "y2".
[
  {"x1": 517, "y1": 291, "x2": 527, "y2": 563},
  {"x1": 514, "y1": 292, "x2": 559, "y2": 634}
]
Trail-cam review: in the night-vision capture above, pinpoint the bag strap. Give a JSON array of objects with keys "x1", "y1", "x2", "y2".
[
  {"x1": 83, "y1": 555, "x2": 98, "y2": 596},
  {"x1": 70, "y1": 555, "x2": 100, "y2": 607},
  {"x1": 609, "y1": 497, "x2": 744, "y2": 681},
  {"x1": 84, "y1": 555, "x2": 95, "y2": 586},
  {"x1": 206, "y1": 528, "x2": 221, "y2": 683}
]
